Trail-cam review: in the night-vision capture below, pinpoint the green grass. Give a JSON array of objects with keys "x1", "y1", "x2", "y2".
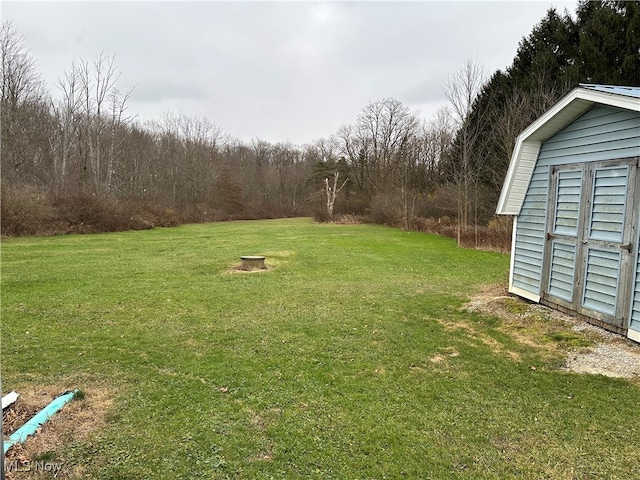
[{"x1": 2, "y1": 218, "x2": 639, "y2": 479}]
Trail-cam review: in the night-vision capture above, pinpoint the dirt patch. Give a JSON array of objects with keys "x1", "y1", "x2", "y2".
[
  {"x1": 228, "y1": 265, "x2": 270, "y2": 274},
  {"x1": 3, "y1": 384, "x2": 113, "y2": 479},
  {"x1": 429, "y1": 347, "x2": 459, "y2": 364},
  {"x1": 465, "y1": 285, "x2": 640, "y2": 379},
  {"x1": 226, "y1": 259, "x2": 273, "y2": 274}
]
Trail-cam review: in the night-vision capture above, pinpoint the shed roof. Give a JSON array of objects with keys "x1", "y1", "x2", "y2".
[
  {"x1": 580, "y1": 84, "x2": 640, "y2": 98},
  {"x1": 496, "y1": 84, "x2": 640, "y2": 215}
]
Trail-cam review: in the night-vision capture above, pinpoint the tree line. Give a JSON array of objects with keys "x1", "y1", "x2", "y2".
[{"x1": 2, "y1": 0, "x2": 638, "y2": 247}]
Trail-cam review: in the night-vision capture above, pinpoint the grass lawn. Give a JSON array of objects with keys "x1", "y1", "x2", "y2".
[{"x1": 2, "y1": 218, "x2": 639, "y2": 479}]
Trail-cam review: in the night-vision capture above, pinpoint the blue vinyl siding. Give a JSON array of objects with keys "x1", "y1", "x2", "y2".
[
  {"x1": 512, "y1": 105, "x2": 640, "y2": 299},
  {"x1": 512, "y1": 167, "x2": 548, "y2": 293},
  {"x1": 537, "y1": 107, "x2": 640, "y2": 166},
  {"x1": 539, "y1": 108, "x2": 640, "y2": 165}
]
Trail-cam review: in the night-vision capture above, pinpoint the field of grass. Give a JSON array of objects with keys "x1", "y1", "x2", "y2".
[{"x1": 2, "y1": 218, "x2": 639, "y2": 479}]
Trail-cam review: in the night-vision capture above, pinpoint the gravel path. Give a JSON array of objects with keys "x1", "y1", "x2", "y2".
[{"x1": 564, "y1": 321, "x2": 640, "y2": 378}]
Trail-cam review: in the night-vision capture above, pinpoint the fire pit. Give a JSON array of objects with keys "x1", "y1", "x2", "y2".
[{"x1": 240, "y1": 256, "x2": 266, "y2": 271}]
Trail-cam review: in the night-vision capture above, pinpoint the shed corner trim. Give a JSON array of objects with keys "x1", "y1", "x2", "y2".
[{"x1": 509, "y1": 285, "x2": 540, "y2": 304}]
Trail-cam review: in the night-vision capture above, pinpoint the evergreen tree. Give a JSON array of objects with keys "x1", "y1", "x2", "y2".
[
  {"x1": 509, "y1": 8, "x2": 578, "y2": 91},
  {"x1": 575, "y1": 0, "x2": 640, "y2": 84}
]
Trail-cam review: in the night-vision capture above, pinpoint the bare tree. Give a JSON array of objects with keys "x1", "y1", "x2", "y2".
[
  {"x1": 335, "y1": 123, "x2": 367, "y2": 193},
  {"x1": 269, "y1": 142, "x2": 301, "y2": 212},
  {"x1": 73, "y1": 51, "x2": 134, "y2": 193},
  {"x1": 335, "y1": 98, "x2": 419, "y2": 201},
  {"x1": 357, "y1": 97, "x2": 419, "y2": 195},
  {"x1": 105, "y1": 86, "x2": 136, "y2": 192},
  {"x1": 410, "y1": 107, "x2": 454, "y2": 190},
  {"x1": 48, "y1": 62, "x2": 83, "y2": 191},
  {"x1": 0, "y1": 20, "x2": 46, "y2": 182},
  {"x1": 0, "y1": 21, "x2": 43, "y2": 107},
  {"x1": 443, "y1": 58, "x2": 487, "y2": 245},
  {"x1": 153, "y1": 112, "x2": 225, "y2": 208},
  {"x1": 490, "y1": 85, "x2": 558, "y2": 191},
  {"x1": 248, "y1": 138, "x2": 272, "y2": 210},
  {"x1": 324, "y1": 172, "x2": 348, "y2": 218}
]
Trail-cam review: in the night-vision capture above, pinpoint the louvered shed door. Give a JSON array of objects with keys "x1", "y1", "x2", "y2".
[
  {"x1": 581, "y1": 166, "x2": 630, "y2": 319},
  {"x1": 545, "y1": 159, "x2": 638, "y2": 329},
  {"x1": 547, "y1": 169, "x2": 582, "y2": 303}
]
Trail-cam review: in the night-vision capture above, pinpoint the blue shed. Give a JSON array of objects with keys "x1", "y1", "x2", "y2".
[{"x1": 497, "y1": 84, "x2": 640, "y2": 341}]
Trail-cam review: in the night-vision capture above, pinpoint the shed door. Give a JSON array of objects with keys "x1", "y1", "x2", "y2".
[
  {"x1": 544, "y1": 158, "x2": 638, "y2": 329},
  {"x1": 628, "y1": 201, "x2": 640, "y2": 342},
  {"x1": 546, "y1": 168, "x2": 582, "y2": 304}
]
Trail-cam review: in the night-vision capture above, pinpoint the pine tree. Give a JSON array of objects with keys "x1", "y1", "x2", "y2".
[{"x1": 575, "y1": 0, "x2": 640, "y2": 85}]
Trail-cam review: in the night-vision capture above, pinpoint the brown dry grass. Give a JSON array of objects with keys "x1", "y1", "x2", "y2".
[
  {"x1": 3, "y1": 382, "x2": 113, "y2": 479},
  {"x1": 332, "y1": 214, "x2": 366, "y2": 225},
  {"x1": 227, "y1": 265, "x2": 271, "y2": 274},
  {"x1": 461, "y1": 288, "x2": 567, "y2": 359}
]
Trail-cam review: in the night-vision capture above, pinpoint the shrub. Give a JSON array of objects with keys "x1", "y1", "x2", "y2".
[
  {"x1": 333, "y1": 214, "x2": 366, "y2": 225},
  {"x1": 53, "y1": 193, "x2": 118, "y2": 233},
  {"x1": 1, "y1": 184, "x2": 56, "y2": 236},
  {"x1": 0, "y1": 185, "x2": 186, "y2": 237},
  {"x1": 400, "y1": 215, "x2": 512, "y2": 253},
  {"x1": 52, "y1": 193, "x2": 161, "y2": 233},
  {"x1": 313, "y1": 207, "x2": 331, "y2": 223},
  {"x1": 411, "y1": 216, "x2": 457, "y2": 239},
  {"x1": 369, "y1": 194, "x2": 403, "y2": 227},
  {"x1": 456, "y1": 219, "x2": 513, "y2": 253}
]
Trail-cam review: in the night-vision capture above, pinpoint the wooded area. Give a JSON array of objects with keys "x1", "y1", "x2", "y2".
[{"x1": 2, "y1": 1, "x2": 638, "y2": 247}]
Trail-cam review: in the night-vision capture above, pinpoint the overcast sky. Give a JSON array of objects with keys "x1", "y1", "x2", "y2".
[{"x1": 3, "y1": 1, "x2": 577, "y2": 145}]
